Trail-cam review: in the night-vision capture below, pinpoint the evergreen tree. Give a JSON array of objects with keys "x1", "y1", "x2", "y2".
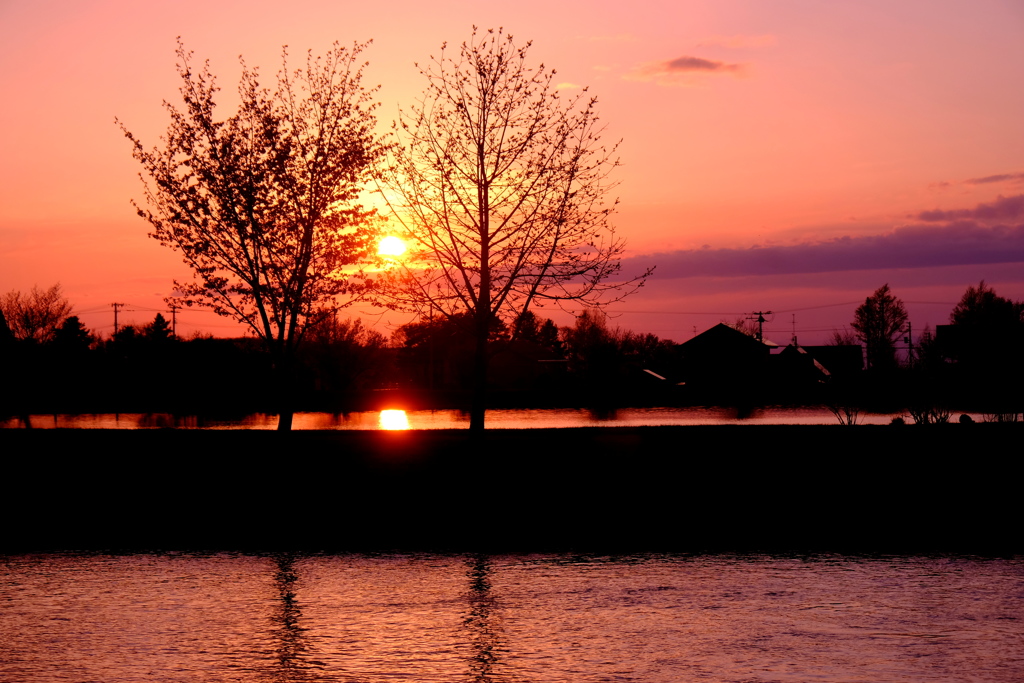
[
  {"x1": 851, "y1": 284, "x2": 908, "y2": 370},
  {"x1": 146, "y1": 313, "x2": 173, "y2": 342},
  {"x1": 52, "y1": 316, "x2": 93, "y2": 352}
]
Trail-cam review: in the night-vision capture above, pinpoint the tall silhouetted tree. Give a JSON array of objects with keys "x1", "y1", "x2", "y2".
[
  {"x1": 944, "y1": 281, "x2": 1024, "y2": 412},
  {"x1": 120, "y1": 40, "x2": 385, "y2": 429},
  {"x1": 379, "y1": 28, "x2": 649, "y2": 429},
  {"x1": 851, "y1": 284, "x2": 908, "y2": 370}
]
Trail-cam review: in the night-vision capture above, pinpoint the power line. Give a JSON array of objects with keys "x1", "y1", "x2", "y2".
[
  {"x1": 593, "y1": 309, "x2": 758, "y2": 316},
  {"x1": 599, "y1": 299, "x2": 958, "y2": 317},
  {"x1": 772, "y1": 301, "x2": 862, "y2": 313}
]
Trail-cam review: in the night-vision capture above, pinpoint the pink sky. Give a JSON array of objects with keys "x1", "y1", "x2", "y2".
[{"x1": 2, "y1": 0, "x2": 1023, "y2": 344}]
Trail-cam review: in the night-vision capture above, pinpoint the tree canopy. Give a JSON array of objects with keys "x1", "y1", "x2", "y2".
[
  {"x1": 120, "y1": 40, "x2": 385, "y2": 429},
  {"x1": 950, "y1": 280, "x2": 1023, "y2": 327},
  {"x1": 851, "y1": 284, "x2": 908, "y2": 370},
  {"x1": 379, "y1": 28, "x2": 649, "y2": 428},
  {"x1": 0, "y1": 284, "x2": 73, "y2": 343},
  {"x1": 53, "y1": 316, "x2": 94, "y2": 352},
  {"x1": 120, "y1": 42, "x2": 383, "y2": 354}
]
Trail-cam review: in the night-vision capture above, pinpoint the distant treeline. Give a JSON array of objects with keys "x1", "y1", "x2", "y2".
[{"x1": 1, "y1": 282, "x2": 1022, "y2": 419}]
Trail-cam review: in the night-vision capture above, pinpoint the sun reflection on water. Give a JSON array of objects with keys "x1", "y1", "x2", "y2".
[{"x1": 379, "y1": 409, "x2": 410, "y2": 430}]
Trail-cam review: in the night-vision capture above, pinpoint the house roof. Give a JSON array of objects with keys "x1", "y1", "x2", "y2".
[{"x1": 679, "y1": 323, "x2": 774, "y2": 354}]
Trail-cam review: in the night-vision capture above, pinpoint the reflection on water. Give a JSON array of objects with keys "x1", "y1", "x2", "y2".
[
  {"x1": 378, "y1": 409, "x2": 410, "y2": 430},
  {"x1": 2, "y1": 554, "x2": 1022, "y2": 683},
  {"x1": 465, "y1": 556, "x2": 502, "y2": 682},
  {"x1": 269, "y1": 555, "x2": 316, "y2": 682},
  {"x1": 0, "y1": 406, "x2": 949, "y2": 429}
]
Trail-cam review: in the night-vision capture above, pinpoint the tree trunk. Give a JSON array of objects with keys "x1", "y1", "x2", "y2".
[
  {"x1": 274, "y1": 351, "x2": 295, "y2": 432},
  {"x1": 472, "y1": 166, "x2": 491, "y2": 432},
  {"x1": 469, "y1": 309, "x2": 489, "y2": 432}
]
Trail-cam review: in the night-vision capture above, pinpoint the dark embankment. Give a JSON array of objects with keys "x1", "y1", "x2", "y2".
[{"x1": 2, "y1": 425, "x2": 1019, "y2": 554}]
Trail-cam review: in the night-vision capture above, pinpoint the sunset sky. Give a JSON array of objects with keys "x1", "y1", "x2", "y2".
[{"x1": 2, "y1": 0, "x2": 1022, "y2": 344}]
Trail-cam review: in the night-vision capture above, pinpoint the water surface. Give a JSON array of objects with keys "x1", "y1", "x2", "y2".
[
  {"x1": 1, "y1": 406, "x2": 930, "y2": 429},
  {"x1": 2, "y1": 553, "x2": 1021, "y2": 682}
]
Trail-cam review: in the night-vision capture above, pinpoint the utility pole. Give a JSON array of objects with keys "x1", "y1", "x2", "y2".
[
  {"x1": 902, "y1": 321, "x2": 913, "y2": 367},
  {"x1": 746, "y1": 310, "x2": 772, "y2": 342},
  {"x1": 110, "y1": 302, "x2": 125, "y2": 338},
  {"x1": 169, "y1": 304, "x2": 179, "y2": 337}
]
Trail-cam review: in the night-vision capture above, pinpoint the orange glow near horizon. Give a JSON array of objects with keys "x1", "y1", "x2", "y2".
[
  {"x1": 2, "y1": 0, "x2": 1023, "y2": 346},
  {"x1": 379, "y1": 409, "x2": 410, "y2": 430}
]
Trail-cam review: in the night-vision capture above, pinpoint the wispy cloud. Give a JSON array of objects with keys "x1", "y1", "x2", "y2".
[
  {"x1": 556, "y1": 82, "x2": 584, "y2": 90},
  {"x1": 666, "y1": 56, "x2": 740, "y2": 72},
  {"x1": 965, "y1": 172, "x2": 1024, "y2": 185},
  {"x1": 622, "y1": 222, "x2": 1024, "y2": 280},
  {"x1": 929, "y1": 171, "x2": 1024, "y2": 190},
  {"x1": 916, "y1": 194, "x2": 1024, "y2": 222},
  {"x1": 625, "y1": 55, "x2": 743, "y2": 85},
  {"x1": 697, "y1": 34, "x2": 777, "y2": 49}
]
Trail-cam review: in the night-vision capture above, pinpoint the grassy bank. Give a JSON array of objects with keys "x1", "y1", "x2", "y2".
[{"x1": 2, "y1": 425, "x2": 1019, "y2": 554}]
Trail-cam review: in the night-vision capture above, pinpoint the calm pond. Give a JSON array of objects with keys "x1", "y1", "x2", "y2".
[
  {"x1": 1, "y1": 405, "x2": 937, "y2": 429},
  {"x1": 2, "y1": 553, "x2": 1021, "y2": 682}
]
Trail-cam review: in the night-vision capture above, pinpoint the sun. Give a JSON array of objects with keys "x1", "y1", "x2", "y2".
[{"x1": 378, "y1": 235, "x2": 407, "y2": 257}]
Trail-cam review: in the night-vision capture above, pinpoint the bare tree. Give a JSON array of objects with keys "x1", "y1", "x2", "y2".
[
  {"x1": 379, "y1": 28, "x2": 650, "y2": 429},
  {"x1": 119, "y1": 40, "x2": 385, "y2": 429},
  {"x1": 825, "y1": 400, "x2": 859, "y2": 426},
  {"x1": 906, "y1": 403, "x2": 951, "y2": 425},
  {"x1": 0, "y1": 284, "x2": 73, "y2": 343},
  {"x1": 827, "y1": 327, "x2": 858, "y2": 346},
  {"x1": 851, "y1": 284, "x2": 908, "y2": 370},
  {"x1": 726, "y1": 317, "x2": 760, "y2": 338}
]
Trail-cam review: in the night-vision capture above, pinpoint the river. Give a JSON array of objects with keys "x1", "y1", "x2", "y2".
[{"x1": 1, "y1": 553, "x2": 1021, "y2": 682}]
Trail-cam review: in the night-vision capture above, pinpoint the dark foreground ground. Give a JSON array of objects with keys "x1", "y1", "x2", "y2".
[{"x1": 2, "y1": 425, "x2": 1020, "y2": 554}]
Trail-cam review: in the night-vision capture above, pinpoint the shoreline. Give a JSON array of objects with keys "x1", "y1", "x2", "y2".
[{"x1": 4, "y1": 425, "x2": 1020, "y2": 555}]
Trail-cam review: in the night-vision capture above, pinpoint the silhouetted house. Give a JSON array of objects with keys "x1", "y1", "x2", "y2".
[
  {"x1": 767, "y1": 342, "x2": 869, "y2": 400},
  {"x1": 677, "y1": 324, "x2": 773, "y2": 400},
  {"x1": 773, "y1": 344, "x2": 831, "y2": 386},
  {"x1": 801, "y1": 345, "x2": 863, "y2": 378}
]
